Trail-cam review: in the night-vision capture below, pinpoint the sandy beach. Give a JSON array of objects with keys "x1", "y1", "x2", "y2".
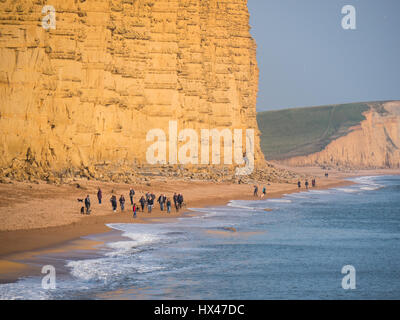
[{"x1": 1, "y1": 167, "x2": 399, "y2": 284}]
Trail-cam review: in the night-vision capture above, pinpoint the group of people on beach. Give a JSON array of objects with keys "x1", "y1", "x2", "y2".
[
  {"x1": 253, "y1": 185, "x2": 268, "y2": 198},
  {"x1": 80, "y1": 187, "x2": 184, "y2": 218},
  {"x1": 253, "y1": 178, "x2": 318, "y2": 198},
  {"x1": 297, "y1": 179, "x2": 317, "y2": 189}
]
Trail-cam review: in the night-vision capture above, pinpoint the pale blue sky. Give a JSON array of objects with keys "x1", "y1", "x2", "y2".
[{"x1": 248, "y1": 0, "x2": 400, "y2": 111}]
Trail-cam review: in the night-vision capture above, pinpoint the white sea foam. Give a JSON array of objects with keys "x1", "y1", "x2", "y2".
[
  {"x1": 360, "y1": 186, "x2": 381, "y2": 191},
  {"x1": 227, "y1": 202, "x2": 258, "y2": 210},
  {"x1": 334, "y1": 187, "x2": 359, "y2": 193},
  {"x1": 308, "y1": 190, "x2": 331, "y2": 194},
  {"x1": 284, "y1": 193, "x2": 310, "y2": 199},
  {"x1": 351, "y1": 176, "x2": 384, "y2": 191},
  {"x1": 267, "y1": 199, "x2": 292, "y2": 203},
  {"x1": 67, "y1": 257, "x2": 164, "y2": 284},
  {"x1": 62, "y1": 224, "x2": 171, "y2": 285}
]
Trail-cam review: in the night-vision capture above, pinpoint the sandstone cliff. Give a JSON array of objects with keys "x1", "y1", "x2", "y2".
[
  {"x1": 283, "y1": 101, "x2": 400, "y2": 169},
  {"x1": 0, "y1": 0, "x2": 263, "y2": 182}
]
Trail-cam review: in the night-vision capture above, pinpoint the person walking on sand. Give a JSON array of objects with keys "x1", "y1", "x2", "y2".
[
  {"x1": 132, "y1": 203, "x2": 137, "y2": 218},
  {"x1": 253, "y1": 185, "x2": 258, "y2": 197},
  {"x1": 84, "y1": 195, "x2": 91, "y2": 214},
  {"x1": 129, "y1": 188, "x2": 135, "y2": 205},
  {"x1": 173, "y1": 193, "x2": 179, "y2": 212},
  {"x1": 262, "y1": 186, "x2": 266, "y2": 198},
  {"x1": 110, "y1": 195, "x2": 117, "y2": 212},
  {"x1": 305, "y1": 180, "x2": 309, "y2": 189},
  {"x1": 139, "y1": 196, "x2": 145, "y2": 212},
  {"x1": 178, "y1": 194, "x2": 183, "y2": 209},
  {"x1": 147, "y1": 196, "x2": 153, "y2": 213},
  {"x1": 297, "y1": 181, "x2": 301, "y2": 189},
  {"x1": 158, "y1": 194, "x2": 165, "y2": 211},
  {"x1": 312, "y1": 179, "x2": 316, "y2": 188},
  {"x1": 97, "y1": 188, "x2": 102, "y2": 204},
  {"x1": 166, "y1": 198, "x2": 171, "y2": 214},
  {"x1": 119, "y1": 195, "x2": 126, "y2": 211}
]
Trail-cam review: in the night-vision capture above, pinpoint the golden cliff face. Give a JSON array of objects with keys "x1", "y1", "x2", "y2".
[
  {"x1": 284, "y1": 102, "x2": 400, "y2": 169},
  {"x1": 0, "y1": 0, "x2": 263, "y2": 180}
]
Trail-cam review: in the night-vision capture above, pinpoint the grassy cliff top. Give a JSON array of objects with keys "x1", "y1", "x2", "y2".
[{"x1": 257, "y1": 102, "x2": 377, "y2": 160}]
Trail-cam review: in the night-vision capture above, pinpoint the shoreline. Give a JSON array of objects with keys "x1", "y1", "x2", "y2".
[{"x1": 1, "y1": 168, "x2": 399, "y2": 284}]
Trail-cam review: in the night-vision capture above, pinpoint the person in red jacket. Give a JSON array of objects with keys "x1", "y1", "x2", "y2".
[{"x1": 132, "y1": 203, "x2": 137, "y2": 218}]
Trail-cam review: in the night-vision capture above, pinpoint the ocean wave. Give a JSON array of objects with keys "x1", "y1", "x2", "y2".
[
  {"x1": 351, "y1": 176, "x2": 384, "y2": 191},
  {"x1": 352, "y1": 176, "x2": 379, "y2": 184},
  {"x1": 67, "y1": 257, "x2": 164, "y2": 284}
]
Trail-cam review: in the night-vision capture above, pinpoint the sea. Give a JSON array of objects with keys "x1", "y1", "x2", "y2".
[{"x1": 1, "y1": 175, "x2": 399, "y2": 300}]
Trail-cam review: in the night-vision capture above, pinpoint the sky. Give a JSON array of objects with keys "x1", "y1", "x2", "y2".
[{"x1": 247, "y1": 0, "x2": 400, "y2": 111}]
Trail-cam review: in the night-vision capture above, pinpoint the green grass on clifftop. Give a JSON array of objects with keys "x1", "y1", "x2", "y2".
[{"x1": 257, "y1": 102, "x2": 372, "y2": 160}]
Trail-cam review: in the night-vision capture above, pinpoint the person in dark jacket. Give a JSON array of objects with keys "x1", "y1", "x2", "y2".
[
  {"x1": 110, "y1": 195, "x2": 117, "y2": 212},
  {"x1": 129, "y1": 188, "x2": 135, "y2": 205},
  {"x1": 166, "y1": 198, "x2": 171, "y2": 214},
  {"x1": 177, "y1": 194, "x2": 183, "y2": 209},
  {"x1": 139, "y1": 196, "x2": 145, "y2": 212},
  {"x1": 253, "y1": 185, "x2": 258, "y2": 197},
  {"x1": 119, "y1": 195, "x2": 126, "y2": 211},
  {"x1": 147, "y1": 197, "x2": 153, "y2": 213},
  {"x1": 84, "y1": 195, "x2": 91, "y2": 214},
  {"x1": 158, "y1": 194, "x2": 166, "y2": 211},
  {"x1": 97, "y1": 188, "x2": 102, "y2": 204},
  {"x1": 173, "y1": 193, "x2": 178, "y2": 212}
]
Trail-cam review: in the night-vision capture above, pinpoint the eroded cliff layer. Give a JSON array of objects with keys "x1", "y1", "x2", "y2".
[
  {"x1": 283, "y1": 102, "x2": 400, "y2": 169},
  {"x1": 0, "y1": 0, "x2": 263, "y2": 180}
]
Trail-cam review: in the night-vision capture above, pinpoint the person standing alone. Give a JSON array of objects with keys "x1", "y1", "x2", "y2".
[
  {"x1": 97, "y1": 188, "x2": 102, "y2": 204},
  {"x1": 85, "y1": 195, "x2": 91, "y2": 214}
]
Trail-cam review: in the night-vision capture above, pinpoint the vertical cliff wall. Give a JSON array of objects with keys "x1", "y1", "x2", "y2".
[{"x1": 0, "y1": 0, "x2": 263, "y2": 179}]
